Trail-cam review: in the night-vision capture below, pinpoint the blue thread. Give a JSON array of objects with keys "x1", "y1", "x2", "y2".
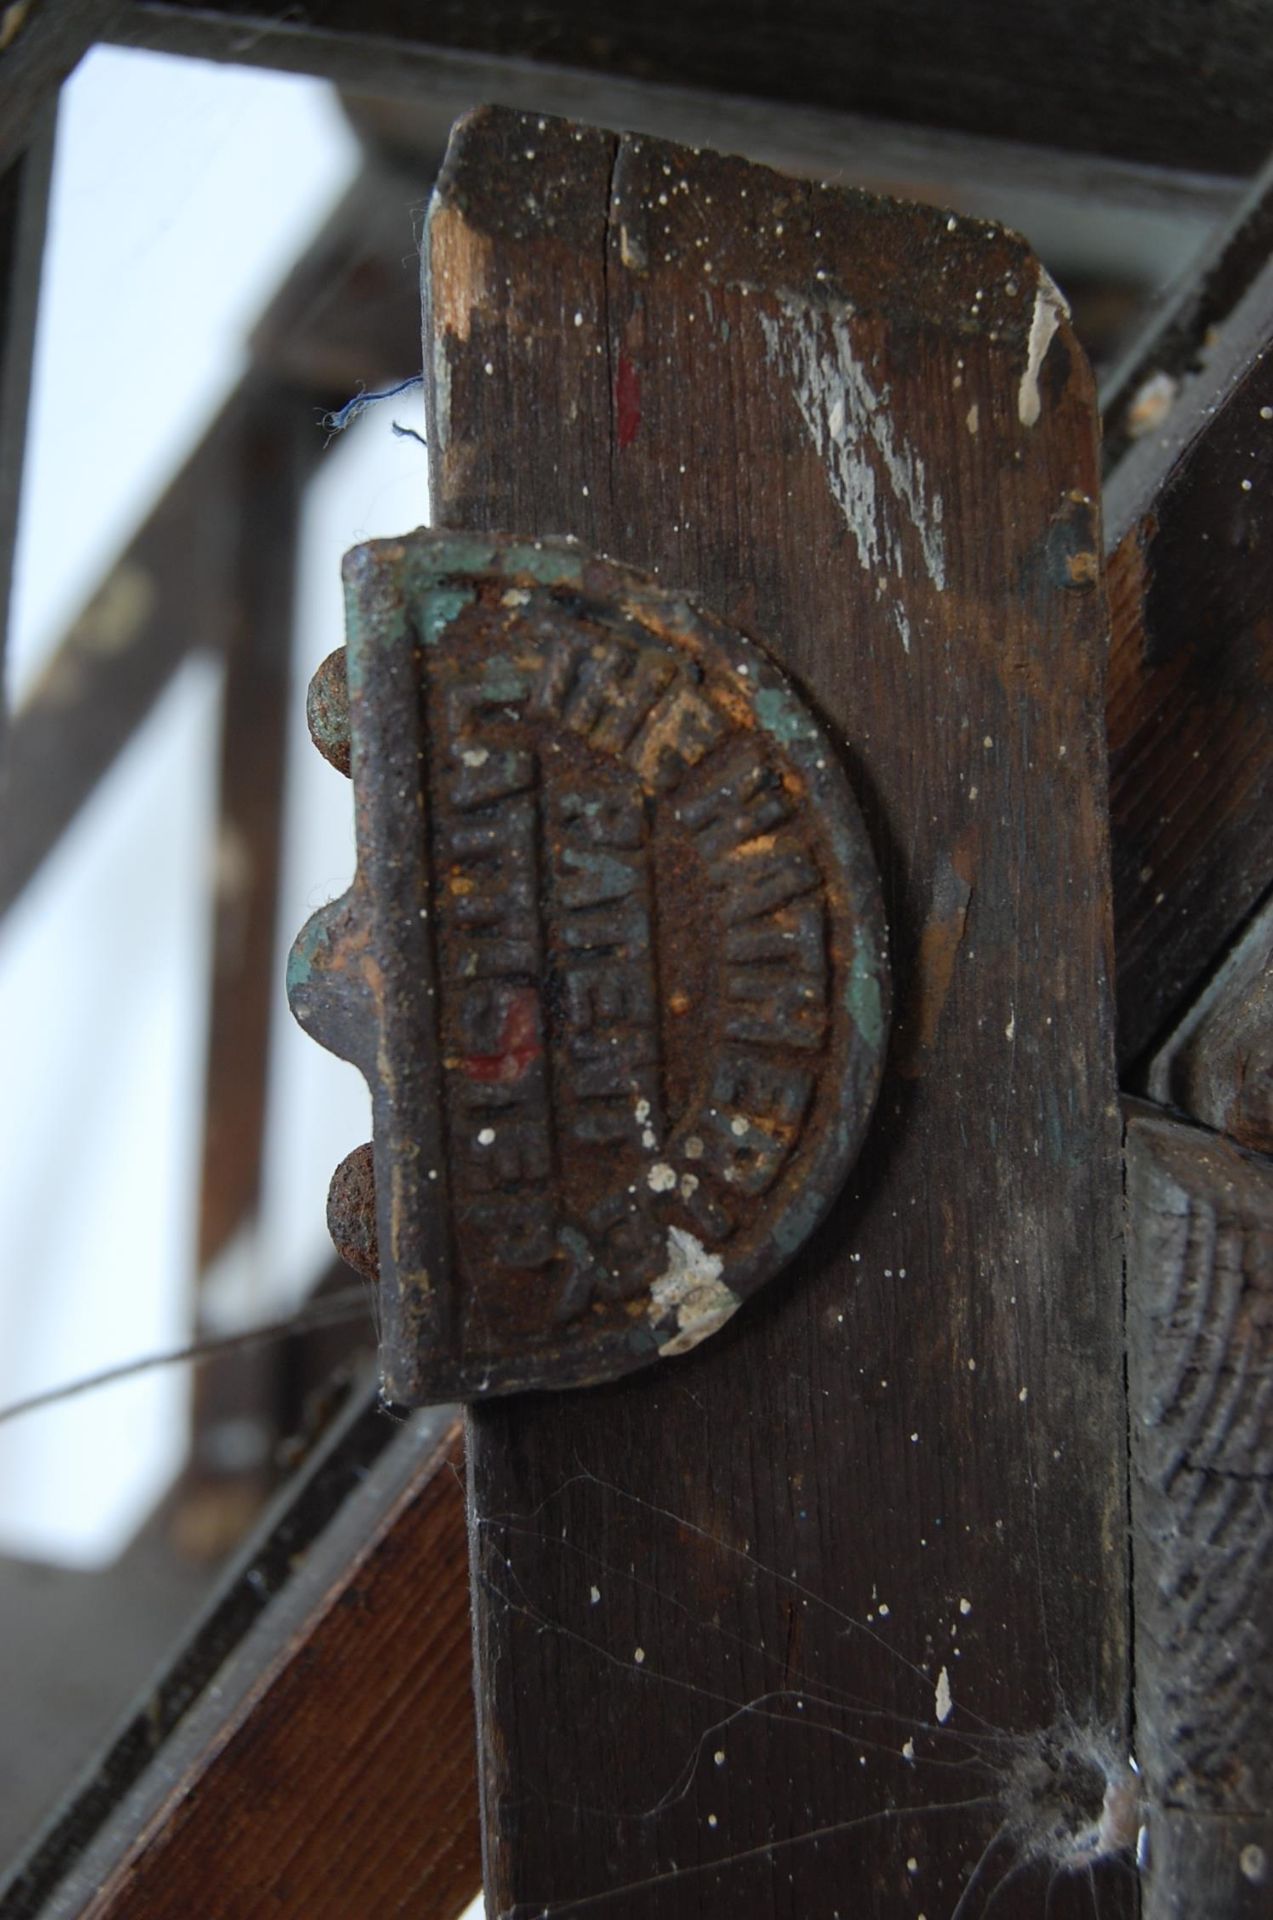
[{"x1": 321, "y1": 375, "x2": 425, "y2": 436}]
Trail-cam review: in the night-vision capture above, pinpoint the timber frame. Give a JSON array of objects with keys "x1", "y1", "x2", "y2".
[{"x1": 1, "y1": 9, "x2": 1271, "y2": 1919}]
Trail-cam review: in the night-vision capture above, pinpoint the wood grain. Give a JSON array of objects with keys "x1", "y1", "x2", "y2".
[
  {"x1": 1126, "y1": 1109, "x2": 1273, "y2": 1919},
  {"x1": 69, "y1": 1414, "x2": 479, "y2": 1920},
  {"x1": 1147, "y1": 895, "x2": 1273, "y2": 1156},
  {"x1": 428, "y1": 107, "x2": 1127, "y2": 1918}
]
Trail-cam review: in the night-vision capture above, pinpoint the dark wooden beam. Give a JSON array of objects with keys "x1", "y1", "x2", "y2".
[
  {"x1": 1126, "y1": 1109, "x2": 1273, "y2": 1920},
  {"x1": 1101, "y1": 149, "x2": 1273, "y2": 475},
  {"x1": 1103, "y1": 195, "x2": 1273, "y2": 1070},
  {"x1": 0, "y1": 393, "x2": 246, "y2": 918},
  {"x1": 249, "y1": 160, "x2": 433, "y2": 396},
  {"x1": 0, "y1": 111, "x2": 54, "y2": 726},
  {"x1": 0, "y1": 0, "x2": 115, "y2": 176},
  {"x1": 117, "y1": 0, "x2": 1273, "y2": 181},
  {"x1": 77, "y1": 1419, "x2": 476, "y2": 1920},
  {"x1": 0, "y1": 1391, "x2": 478, "y2": 1920},
  {"x1": 332, "y1": 81, "x2": 1239, "y2": 234},
  {"x1": 430, "y1": 106, "x2": 1127, "y2": 1917},
  {"x1": 0, "y1": 149, "x2": 415, "y2": 924},
  {"x1": 182, "y1": 390, "x2": 323, "y2": 1506},
  {"x1": 195, "y1": 389, "x2": 313, "y2": 1276},
  {"x1": 1146, "y1": 894, "x2": 1273, "y2": 1156}
]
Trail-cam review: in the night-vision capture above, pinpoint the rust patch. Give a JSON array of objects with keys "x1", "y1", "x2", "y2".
[
  {"x1": 326, "y1": 1142, "x2": 379, "y2": 1281},
  {"x1": 288, "y1": 531, "x2": 889, "y2": 1403},
  {"x1": 306, "y1": 647, "x2": 352, "y2": 777},
  {"x1": 899, "y1": 845, "x2": 974, "y2": 1076}
]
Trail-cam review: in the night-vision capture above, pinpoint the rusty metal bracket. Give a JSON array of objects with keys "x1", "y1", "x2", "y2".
[{"x1": 288, "y1": 530, "x2": 888, "y2": 1402}]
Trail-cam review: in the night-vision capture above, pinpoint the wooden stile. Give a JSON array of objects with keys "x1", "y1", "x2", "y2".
[{"x1": 426, "y1": 107, "x2": 1128, "y2": 1918}]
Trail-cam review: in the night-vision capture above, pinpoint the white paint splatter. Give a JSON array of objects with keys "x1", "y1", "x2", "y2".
[
  {"x1": 1241, "y1": 1845, "x2": 1268, "y2": 1885},
  {"x1": 1018, "y1": 270, "x2": 1068, "y2": 428},
  {"x1": 647, "y1": 1162, "x2": 677, "y2": 1193},
  {"x1": 935, "y1": 1666, "x2": 953, "y2": 1723},
  {"x1": 590, "y1": 1585, "x2": 601, "y2": 1604},
  {"x1": 460, "y1": 747, "x2": 489, "y2": 767},
  {"x1": 893, "y1": 605, "x2": 912, "y2": 655},
  {"x1": 959, "y1": 1597, "x2": 972, "y2": 1616},
  {"x1": 648, "y1": 1228, "x2": 738, "y2": 1357},
  {"x1": 1126, "y1": 369, "x2": 1178, "y2": 439},
  {"x1": 759, "y1": 297, "x2": 946, "y2": 590}
]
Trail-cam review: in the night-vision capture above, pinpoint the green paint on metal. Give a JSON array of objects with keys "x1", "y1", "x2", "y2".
[
  {"x1": 480, "y1": 654, "x2": 532, "y2": 703},
  {"x1": 407, "y1": 532, "x2": 584, "y2": 599},
  {"x1": 770, "y1": 1185, "x2": 827, "y2": 1258},
  {"x1": 306, "y1": 683, "x2": 349, "y2": 770},
  {"x1": 754, "y1": 683, "x2": 815, "y2": 746},
  {"x1": 508, "y1": 542, "x2": 585, "y2": 586},
  {"x1": 413, "y1": 534, "x2": 500, "y2": 579},
  {"x1": 847, "y1": 925, "x2": 885, "y2": 1051},
  {"x1": 286, "y1": 896, "x2": 348, "y2": 1004},
  {"x1": 287, "y1": 905, "x2": 327, "y2": 995},
  {"x1": 342, "y1": 596, "x2": 372, "y2": 700},
  {"x1": 422, "y1": 587, "x2": 475, "y2": 647}
]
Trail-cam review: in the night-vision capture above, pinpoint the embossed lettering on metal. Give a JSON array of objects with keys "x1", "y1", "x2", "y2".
[{"x1": 288, "y1": 531, "x2": 889, "y2": 1403}]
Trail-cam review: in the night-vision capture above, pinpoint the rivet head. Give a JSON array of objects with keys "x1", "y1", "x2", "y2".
[{"x1": 306, "y1": 647, "x2": 352, "y2": 777}]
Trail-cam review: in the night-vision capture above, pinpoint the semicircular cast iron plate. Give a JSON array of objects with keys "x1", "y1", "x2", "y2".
[{"x1": 288, "y1": 530, "x2": 889, "y2": 1404}]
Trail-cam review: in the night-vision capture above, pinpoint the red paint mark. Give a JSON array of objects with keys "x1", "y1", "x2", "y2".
[
  {"x1": 460, "y1": 988, "x2": 541, "y2": 1084},
  {"x1": 616, "y1": 352, "x2": 642, "y2": 449}
]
